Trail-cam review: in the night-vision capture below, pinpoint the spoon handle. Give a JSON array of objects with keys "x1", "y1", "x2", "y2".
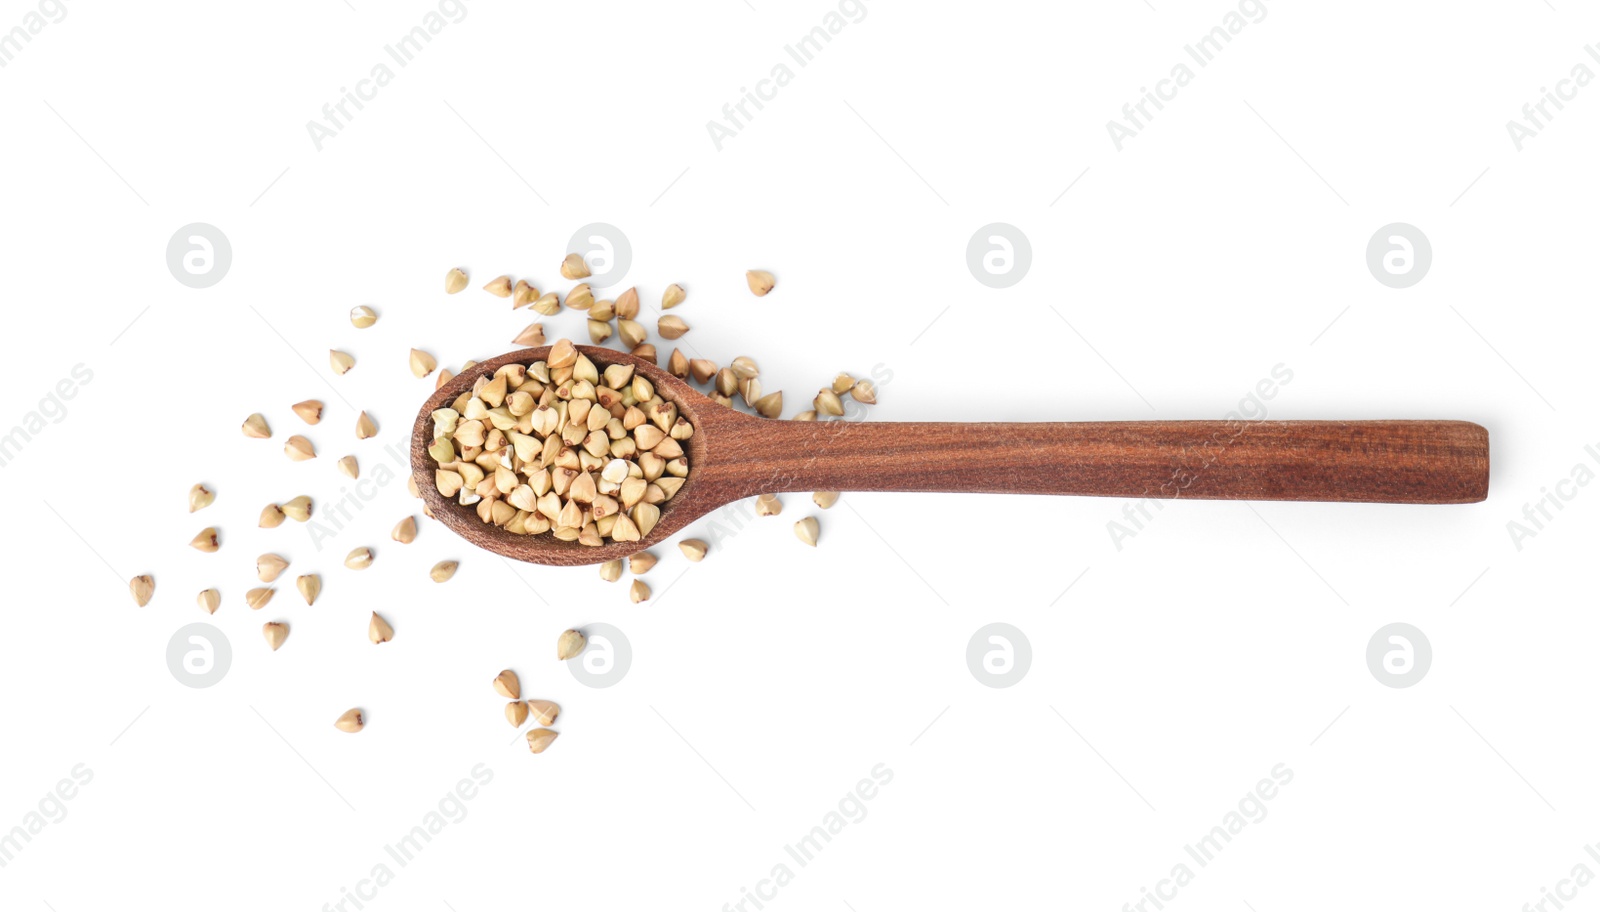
[{"x1": 707, "y1": 419, "x2": 1488, "y2": 504}]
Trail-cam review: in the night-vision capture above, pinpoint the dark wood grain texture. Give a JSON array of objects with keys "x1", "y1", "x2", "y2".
[{"x1": 413, "y1": 346, "x2": 1490, "y2": 566}]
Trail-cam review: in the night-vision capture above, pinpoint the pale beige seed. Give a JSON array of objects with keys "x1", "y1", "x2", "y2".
[
  {"x1": 345, "y1": 547, "x2": 374, "y2": 570},
  {"x1": 731, "y1": 356, "x2": 760, "y2": 380},
  {"x1": 557, "y1": 499, "x2": 584, "y2": 529},
  {"x1": 493, "y1": 669, "x2": 521, "y2": 699},
  {"x1": 257, "y1": 553, "x2": 289, "y2": 582},
  {"x1": 435, "y1": 470, "x2": 463, "y2": 498},
  {"x1": 618, "y1": 319, "x2": 646, "y2": 348},
  {"x1": 435, "y1": 368, "x2": 455, "y2": 390},
  {"x1": 260, "y1": 503, "x2": 286, "y2": 528},
  {"x1": 527, "y1": 700, "x2": 560, "y2": 727},
  {"x1": 746, "y1": 270, "x2": 775, "y2": 296},
  {"x1": 851, "y1": 378, "x2": 877, "y2": 404},
  {"x1": 560, "y1": 253, "x2": 591, "y2": 279},
  {"x1": 615, "y1": 286, "x2": 640, "y2": 319},
  {"x1": 430, "y1": 560, "x2": 459, "y2": 583},
  {"x1": 793, "y1": 410, "x2": 817, "y2": 422},
  {"x1": 565, "y1": 285, "x2": 595, "y2": 315},
  {"x1": 567, "y1": 472, "x2": 598, "y2": 505},
  {"x1": 633, "y1": 416, "x2": 664, "y2": 446},
  {"x1": 330, "y1": 350, "x2": 356, "y2": 375},
  {"x1": 588, "y1": 299, "x2": 616, "y2": 321},
  {"x1": 292, "y1": 399, "x2": 324, "y2": 424},
  {"x1": 754, "y1": 390, "x2": 783, "y2": 419},
  {"x1": 832, "y1": 373, "x2": 856, "y2": 395},
  {"x1": 715, "y1": 368, "x2": 738, "y2": 397},
  {"x1": 242, "y1": 413, "x2": 271, "y2": 439},
  {"x1": 407, "y1": 474, "x2": 421, "y2": 498},
  {"x1": 505, "y1": 701, "x2": 529, "y2": 727},
  {"x1": 285, "y1": 435, "x2": 316, "y2": 461},
  {"x1": 814, "y1": 389, "x2": 845, "y2": 416},
  {"x1": 187, "y1": 484, "x2": 214, "y2": 514},
  {"x1": 356, "y1": 411, "x2": 377, "y2": 440},
  {"x1": 508, "y1": 484, "x2": 539, "y2": 513},
  {"x1": 483, "y1": 275, "x2": 513, "y2": 298},
  {"x1": 246, "y1": 587, "x2": 275, "y2": 610},
  {"x1": 190, "y1": 527, "x2": 220, "y2": 553},
  {"x1": 658, "y1": 315, "x2": 690, "y2": 340},
  {"x1": 739, "y1": 377, "x2": 762, "y2": 409},
  {"x1": 631, "y1": 342, "x2": 658, "y2": 364},
  {"x1": 334, "y1": 708, "x2": 364, "y2": 732},
  {"x1": 392, "y1": 516, "x2": 417, "y2": 544},
  {"x1": 794, "y1": 516, "x2": 820, "y2": 547},
  {"x1": 619, "y1": 477, "x2": 648, "y2": 509},
  {"x1": 129, "y1": 575, "x2": 154, "y2": 607},
  {"x1": 480, "y1": 373, "x2": 509, "y2": 407},
  {"x1": 689, "y1": 358, "x2": 717, "y2": 384},
  {"x1": 601, "y1": 458, "x2": 630, "y2": 485},
  {"x1": 679, "y1": 539, "x2": 708, "y2": 562},
  {"x1": 661, "y1": 283, "x2": 686, "y2": 309},
  {"x1": 756, "y1": 493, "x2": 782, "y2": 516},
  {"x1": 428, "y1": 437, "x2": 455, "y2": 464},
  {"x1": 599, "y1": 559, "x2": 623, "y2": 582},
  {"x1": 557, "y1": 629, "x2": 587, "y2": 660},
  {"x1": 532, "y1": 292, "x2": 562, "y2": 315},
  {"x1": 409, "y1": 349, "x2": 437, "y2": 378},
  {"x1": 283, "y1": 495, "x2": 313, "y2": 522},
  {"x1": 630, "y1": 503, "x2": 660, "y2": 537},
  {"x1": 548, "y1": 339, "x2": 578, "y2": 370},
  {"x1": 629, "y1": 551, "x2": 657, "y2": 574},
  {"x1": 813, "y1": 491, "x2": 840, "y2": 509},
  {"x1": 297, "y1": 574, "x2": 321, "y2": 606},
  {"x1": 526, "y1": 728, "x2": 559, "y2": 754},
  {"x1": 263, "y1": 622, "x2": 289, "y2": 651},
  {"x1": 611, "y1": 512, "x2": 641, "y2": 542},
  {"x1": 588, "y1": 319, "x2": 613, "y2": 344},
  {"x1": 512, "y1": 323, "x2": 545, "y2": 346},
  {"x1": 630, "y1": 579, "x2": 651, "y2": 604},
  {"x1": 602, "y1": 363, "x2": 634, "y2": 390},
  {"x1": 668, "y1": 348, "x2": 690, "y2": 378},
  {"x1": 338, "y1": 455, "x2": 360, "y2": 479},
  {"x1": 197, "y1": 588, "x2": 220, "y2": 614},
  {"x1": 369, "y1": 612, "x2": 394, "y2": 644},
  {"x1": 512, "y1": 279, "x2": 538, "y2": 308},
  {"x1": 350, "y1": 305, "x2": 378, "y2": 328}
]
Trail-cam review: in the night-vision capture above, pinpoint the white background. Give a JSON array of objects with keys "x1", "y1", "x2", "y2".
[{"x1": 1, "y1": 1, "x2": 1596, "y2": 910}]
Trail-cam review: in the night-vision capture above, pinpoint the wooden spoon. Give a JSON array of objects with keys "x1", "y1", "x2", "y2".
[{"x1": 412, "y1": 345, "x2": 1489, "y2": 567}]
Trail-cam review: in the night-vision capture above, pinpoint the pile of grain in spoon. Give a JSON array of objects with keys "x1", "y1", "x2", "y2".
[{"x1": 426, "y1": 337, "x2": 692, "y2": 547}]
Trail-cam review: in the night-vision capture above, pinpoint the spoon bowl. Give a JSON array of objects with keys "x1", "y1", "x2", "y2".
[
  {"x1": 413, "y1": 345, "x2": 1490, "y2": 567},
  {"x1": 413, "y1": 345, "x2": 742, "y2": 567}
]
